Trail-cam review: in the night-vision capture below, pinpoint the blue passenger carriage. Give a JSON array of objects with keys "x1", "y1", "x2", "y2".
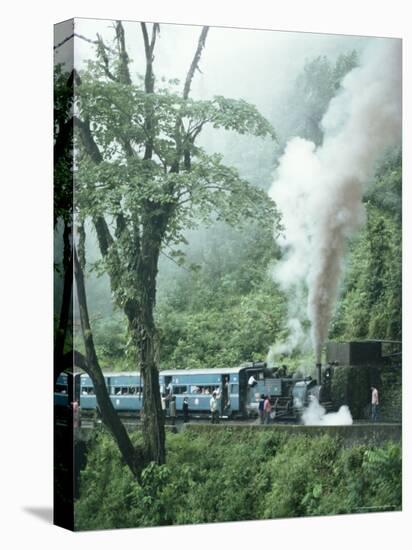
[
  {"x1": 108, "y1": 373, "x2": 143, "y2": 412},
  {"x1": 159, "y1": 367, "x2": 244, "y2": 417},
  {"x1": 79, "y1": 371, "x2": 144, "y2": 413}
]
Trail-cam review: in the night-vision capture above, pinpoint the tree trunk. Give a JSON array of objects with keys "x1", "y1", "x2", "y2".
[
  {"x1": 124, "y1": 206, "x2": 168, "y2": 465},
  {"x1": 54, "y1": 222, "x2": 73, "y2": 384},
  {"x1": 124, "y1": 280, "x2": 166, "y2": 465},
  {"x1": 139, "y1": 322, "x2": 165, "y2": 465},
  {"x1": 74, "y1": 246, "x2": 145, "y2": 479}
]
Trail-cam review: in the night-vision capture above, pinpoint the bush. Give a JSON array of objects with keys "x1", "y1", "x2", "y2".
[{"x1": 75, "y1": 429, "x2": 401, "y2": 530}]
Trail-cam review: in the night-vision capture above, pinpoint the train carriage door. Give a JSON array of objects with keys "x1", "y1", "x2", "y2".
[
  {"x1": 222, "y1": 375, "x2": 229, "y2": 415},
  {"x1": 239, "y1": 370, "x2": 248, "y2": 416},
  {"x1": 164, "y1": 376, "x2": 173, "y2": 396},
  {"x1": 163, "y1": 375, "x2": 173, "y2": 414}
]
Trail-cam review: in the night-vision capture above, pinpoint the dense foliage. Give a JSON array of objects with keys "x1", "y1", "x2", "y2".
[
  {"x1": 75, "y1": 429, "x2": 401, "y2": 530},
  {"x1": 331, "y1": 148, "x2": 402, "y2": 341}
]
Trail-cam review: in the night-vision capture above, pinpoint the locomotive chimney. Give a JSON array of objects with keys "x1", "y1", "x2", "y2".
[{"x1": 316, "y1": 363, "x2": 322, "y2": 385}]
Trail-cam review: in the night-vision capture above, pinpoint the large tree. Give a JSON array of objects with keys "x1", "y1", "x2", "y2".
[{"x1": 74, "y1": 21, "x2": 277, "y2": 472}]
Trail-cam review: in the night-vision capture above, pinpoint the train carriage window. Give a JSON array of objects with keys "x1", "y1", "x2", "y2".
[
  {"x1": 82, "y1": 386, "x2": 95, "y2": 395},
  {"x1": 173, "y1": 385, "x2": 188, "y2": 395},
  {"x1": 194, "y1": 385, "x2": 220, "y2": 395},
  {"x1": 55, "y1": 384, "x2": 67, "y2": 394},
  {"x1": 110, "y1": 385, "x2": 143, "y2": 396}
]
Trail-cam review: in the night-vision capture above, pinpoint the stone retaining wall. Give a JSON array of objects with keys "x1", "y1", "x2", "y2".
[{"x1": 184, "y1": 422, "x2": 402, "y2": 447}]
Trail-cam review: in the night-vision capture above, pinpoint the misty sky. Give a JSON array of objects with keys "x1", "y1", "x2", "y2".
[{"x1": 55, "y1": 18, "x2": 374, "y2": 122}]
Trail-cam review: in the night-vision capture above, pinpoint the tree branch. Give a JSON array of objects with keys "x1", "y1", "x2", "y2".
[
  {"x1": 115, "y1": 21, "x2": 132, "y2": 85},
  {"x1": 140, "y1": 22, "x2": 160, "y2": 161},
  {"x1": 54, "y1": 32, "x2": 116, "y2": 54},
  {"x1": 74, "y1": 245, "x2": 145, "y2": 479},
  {"x1": 73, "y1": 116, "x2": 103, "y2": 163},
  {"x1": 172, "y1": 26, "x2": 209, "y2": 172},
  {"x1": 140, "y1": 22, "x2": 159, "y2": 93},
  {"x1": 160, "y1": 250, "x2": 191, "y2": 272},
  {"x1": 96, "y1": 33, "x2": 117, "y2": 81},
  {"x1": 74, "y1": 113, "x2": 131, "y2": 290},
  {"x1": 183, "y1": 26, "x2": 209, "y2": 100},
  {"x1": 93, "y1": 215, "x2": 114, "y2": 257}
]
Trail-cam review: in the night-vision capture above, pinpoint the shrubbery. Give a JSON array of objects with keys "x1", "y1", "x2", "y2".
[{"x1": 75, "y1": 428, "x2": 401, "y2": 530}]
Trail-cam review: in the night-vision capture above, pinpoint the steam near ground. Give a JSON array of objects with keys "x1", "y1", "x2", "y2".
[
  {"x1": 302, "y1": 397, "x2": 353, "y2": 426},
  {"x1": 269, "y1": 40, "x2": 401, "y2": 362}
]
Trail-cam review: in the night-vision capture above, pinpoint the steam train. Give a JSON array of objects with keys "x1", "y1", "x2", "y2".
[
  {"x1": 54, "y1": 362, "x2": 326, "y2": 421},
  {"x1": 55, "y1": 340, "x2": 400, "y2": 422}
]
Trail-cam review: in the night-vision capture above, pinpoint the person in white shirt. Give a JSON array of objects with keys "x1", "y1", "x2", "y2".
[
  {"x1": 371, "y1": 386, "x2": 379, "y2": 421},
  {"x1": 248, "y1": 375, "x2": 257, "y2": 388},
  {"x1": 161, "y1": 394, "x2": 166, "y2": 419},
  {"x1": 210, "y1": 390, "x2": 221, "y2": 423}
]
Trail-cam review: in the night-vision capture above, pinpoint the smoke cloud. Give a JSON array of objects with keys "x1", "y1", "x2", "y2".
[
  {"x1": 269, "y1": 40, "x2": 401, "y2": 360},
  {"x1": 302, "y1": 397, "x2": 353, "y2": 426},
  {"x1": 267, "y1": 318, "x2": 307, "y2": 366}
]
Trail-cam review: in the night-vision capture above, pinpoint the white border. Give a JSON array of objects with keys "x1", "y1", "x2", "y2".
[{"x1": 0, "y1": 1, "x2": 410, "y2": 548}]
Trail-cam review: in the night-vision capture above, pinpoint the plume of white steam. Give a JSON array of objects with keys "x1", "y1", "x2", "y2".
[
  {"x1": 269, "y1": 40, "x2": 401, "y2": 361},
  {"x1": 302, "y1": 397, "x2": 353, "y2": 426},
  {"x1": 267, "y1": 318, "x2": 307, "y2": 366}
]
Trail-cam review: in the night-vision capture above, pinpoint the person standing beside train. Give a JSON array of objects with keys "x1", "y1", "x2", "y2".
[
  {"x1": 169, "y1": 395, "x2": 177, "y2": 426},
  {"x1": 183, "y1": 397, "x2": 190, "y2": 423},
  {"x1": 263, "y1": 395, "x2": 272, "y2": 424},
  {"x1": 210, "y1": 390, "x2": 221, "y2": 424},
  {"x1": 371, "y1": 386, "x2": 379, "y2": 421},
  {"x1": 161, "y1": 393, "x2": 167, "y2": 420},
  {"x1": 258, "y1": 394, "x2": 265, "y2": 425}
]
